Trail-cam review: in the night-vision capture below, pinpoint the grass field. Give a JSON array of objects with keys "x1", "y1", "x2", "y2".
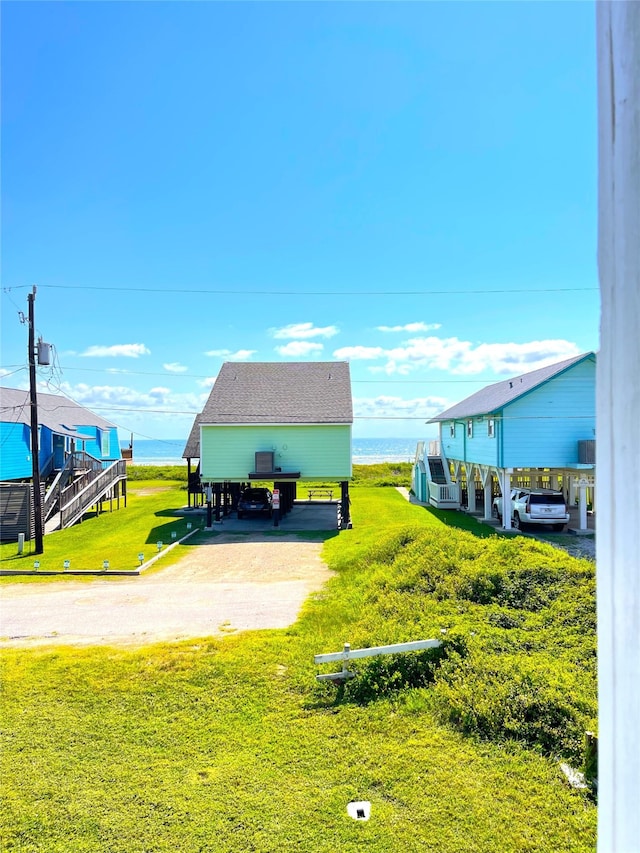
[
  {"x1": 0, "y1": 481, "x2": 202, "y2": 578},
  {"x1": 0, "y1": 479, "x2": 597, "y2": 852}
]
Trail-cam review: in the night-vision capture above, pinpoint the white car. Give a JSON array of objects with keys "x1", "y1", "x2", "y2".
[{"x1": 492, "y1": 488, "x2": 570, "y2": 532}]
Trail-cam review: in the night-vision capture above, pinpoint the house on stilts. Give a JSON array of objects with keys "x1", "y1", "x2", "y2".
[{"x1": 413, "y1": 352, "x2": 596, "y2": 531}]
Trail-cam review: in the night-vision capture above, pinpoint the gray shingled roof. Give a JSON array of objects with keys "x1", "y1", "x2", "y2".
[
  {"x1": 0, "y1": 386, "x2": 116, "y2": 437},
  {"x1": 429, "y1": 352, "x2": 596, "y2": 422},
  {"x1": 183, "y1": 361, "x2": 352, "y2": 459}
]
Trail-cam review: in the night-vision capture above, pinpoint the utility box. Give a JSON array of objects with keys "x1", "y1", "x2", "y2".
[
  {"x1": 578, "y1": 440, "x2": 596, "y2": 464},
  {"x1": 255, "y1": 451, "x2": 275, "y2": 473}
]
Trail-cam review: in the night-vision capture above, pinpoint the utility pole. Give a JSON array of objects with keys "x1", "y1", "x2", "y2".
[{"x1": 28, "y1": 286, "x2": 44, "y2": 554}]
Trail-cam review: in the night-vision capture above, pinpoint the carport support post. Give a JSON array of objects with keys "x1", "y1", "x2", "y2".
[
  {"x1": 205, "y1": 484, "x2": 212, "y2": 528},
  {"x1": 341, "y1": 481, "x2": 351, "y2": 528},
  {"x1": 214, "y1": 483, "x2": 221, "y2": 522},
  {"x1": 578, "y1": 481, "x2": 588, "y2": 531},
  {"x1": 501, "y1": 470, "x2": 512, "y2": 530},
  {"x1": 466, "y1": 464, "x2": 477, "y2": 514},
  {"x1": 483, "y1": 478, "x2": 493, "y2": 521}
]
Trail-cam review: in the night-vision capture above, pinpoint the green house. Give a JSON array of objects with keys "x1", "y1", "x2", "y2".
[{"x1": 183, "y1": 361, "x2": 353, "y2": 524}]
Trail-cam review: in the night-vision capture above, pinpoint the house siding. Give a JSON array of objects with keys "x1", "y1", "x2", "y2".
[
  {"x1": 439, "y1": 418, "x2": 500, "y2": 467},
  {"x1": 200, "y1": 424, "x2": 352, "y2": 481},
  {"x1": 68, "y1": 426, "x2": 121, "y2": 461},
  {"x1": 0, "y1": 423, "x2": 33, "y2": 481},
  {"x1": 436, "y1": 356, "x2": 595, "y2": 470},
  {"x1": 502, "y1": 358, "x2": 596, "y2": 468}
]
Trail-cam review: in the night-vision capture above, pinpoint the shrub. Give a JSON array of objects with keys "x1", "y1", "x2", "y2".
[
  {"x1": 128, "y1": 465, "x2": 188, "y2": 481},
  {"x1": 344, "y1": 633, "x2": 468, "y2": 704},
  {"x1": 433, "y1": 652, "x2": 590, "y2": 762},
  {"x1": 321, "y1": 519, "x2": 596, "y2": 762}
]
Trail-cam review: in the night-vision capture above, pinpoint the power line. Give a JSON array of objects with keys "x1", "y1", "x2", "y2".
[
  {"x1": 0, "y1": 362, "x2": 596, "y2": 385},
  {"x1": 4, "y1": 283, "x2": 599, "y2": 296},
  {"x1": 84, "y1": 404, "x2": 594, "y2": 421}
]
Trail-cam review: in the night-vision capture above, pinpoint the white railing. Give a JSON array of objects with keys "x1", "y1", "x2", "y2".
[
  {"x1": 315, "y1": 639, "x2": 442, "y2": 682},
  {"x1": 428, "y1": 481, "x2": 460, "y2": 507},
  {"x1": 60, "y1": 460, "x2": 127, "y2": 529},
  {"x1": 429, "y1": 439, "x2": 441, "y2": 456},
  {"x1": 414, "y1": 441, "x2": 425, "y2": 463}
]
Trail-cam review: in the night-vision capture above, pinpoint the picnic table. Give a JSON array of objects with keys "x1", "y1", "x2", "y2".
[{"x1": 307, "y1": 489, "x2": 333, "y2": 501}]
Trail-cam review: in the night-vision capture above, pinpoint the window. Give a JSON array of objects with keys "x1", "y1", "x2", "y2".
[
  {"x1": 101, "y1": 430, "x2": 110, "y2": 458},
  {"x1": 467, "y1": 420, "x2": 473, "y2": 438},
  {"x1": 449, "y1": 423, "x2": 455, "y2": 438},
  {"x1": 488, "y1": 418, "x2": 495, "y2": 438}
]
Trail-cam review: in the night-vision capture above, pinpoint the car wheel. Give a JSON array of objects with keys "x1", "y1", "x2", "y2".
[{"x1": 513, "y1": 513, "x2": 521, "y2": 530}]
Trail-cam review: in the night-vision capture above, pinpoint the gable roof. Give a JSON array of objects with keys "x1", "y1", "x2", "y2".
[
  {"x1": 183, "y1": 361, "x2": 352, "y2": 458},
  {"x1": 0, "y1": 387, "x2": 116, "y2": 437},
  {"x1": 429, "y1": 352, "x2": 596, "y2": 422}
]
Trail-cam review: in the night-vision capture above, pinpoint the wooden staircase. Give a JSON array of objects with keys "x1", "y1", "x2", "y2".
[{"x1": 44, "y1": 453, "x2": 127, "y2": 532}]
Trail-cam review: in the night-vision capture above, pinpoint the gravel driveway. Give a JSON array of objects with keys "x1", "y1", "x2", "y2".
[{"x1": 0, "y1": 534, "x2": 332, "y2": 649}]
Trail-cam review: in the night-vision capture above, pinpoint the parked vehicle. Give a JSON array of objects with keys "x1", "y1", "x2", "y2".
[
  {"x1": 237, "y1": 487, "x2": 273, "y2": 519},
  {"x1": 492, "y1": 488, "x2": 570, "y2": 531}
]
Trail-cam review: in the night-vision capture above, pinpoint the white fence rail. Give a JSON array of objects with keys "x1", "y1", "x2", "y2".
[
  {"x1": 314, "y1": 639, "x2": 442, "y2": 683},
  {"x1": 428, "y1": 481, "x2": 460, "y2": 508}
]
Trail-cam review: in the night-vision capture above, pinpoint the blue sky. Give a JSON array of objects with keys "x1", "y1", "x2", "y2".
[{"x1": 1, "y1": 1, "x2": 599, "y2": 442}]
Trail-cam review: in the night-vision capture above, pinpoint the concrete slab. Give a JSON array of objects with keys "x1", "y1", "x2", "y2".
[{"x1": 179, "y1": 501, "x2": 339, "y2": 533}]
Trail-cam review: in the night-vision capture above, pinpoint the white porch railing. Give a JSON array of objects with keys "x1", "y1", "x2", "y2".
[
  {"x1": 429, "y1": 439, "x2": 441, "y2": 456},
  {"x1": 428, "y1": 480, "x2": 460, "y2": 508}
]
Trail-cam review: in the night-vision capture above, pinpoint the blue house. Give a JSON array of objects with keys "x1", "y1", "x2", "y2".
[
  {"x1": 0, "y1": 387, "x2": 126, "y2": 538},
  {"x1": 414, "y1": 352, "x2": 596, "y2": 530}
]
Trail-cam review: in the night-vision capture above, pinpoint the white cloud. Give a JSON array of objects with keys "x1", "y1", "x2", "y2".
[
  {"x1": 335, "y1": 337, "x2": 581, "y2": 376},
  {"x1": 354, "y1": 394, "x2": 450, "y2": 421},
  {"x1": 79, "y1": 343, "x2": 150, "y2": 358},
  {"x1": 270, "y1": 322, "x2": 339, "y2": 340},
  {"x1": 275, "y1": 341, "x2": 324, "y2": 357},
  {"x1": 333, "y1": 345, "x2": 385, "y2": 360},
  {"x1": 204, "y1": 348, "x2": 256, "y2": 360},
  {"x1": 53, "y1": 381, "x2": 208, "y2": 419},
  {"x1": 448, "y1": 340, "x2": 582, "y2": 375},
  {"x1": 164, "y1": 362, "x2": 188, "y2": 373},
  {"x1": 33, "y1": 381, "x2": 211, "y2": 441},
  {"x1": 377, "y1": 322, "x2": 442, "y2": 333}
]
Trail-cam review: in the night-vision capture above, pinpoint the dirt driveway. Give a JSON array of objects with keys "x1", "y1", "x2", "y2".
[{"x1": 0, "y1": 534, "x2": 332, "y2": 649}]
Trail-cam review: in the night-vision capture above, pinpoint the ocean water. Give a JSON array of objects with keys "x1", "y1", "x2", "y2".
[{"x1": 121, "y1": 437, "x2": 422, "y2": 466}]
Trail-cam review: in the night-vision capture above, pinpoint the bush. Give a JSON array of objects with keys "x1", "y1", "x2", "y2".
[
  {"x1": 344, "y1": 634, "x2": 468, "y2": 704},
  {"x1": 433, "y1": 651, "x2": 590, "y2": 762},
  {"x1": 127, "y1": 465, "x2": 188, "y2": 482},
  {"x1": 320, "y1": 519, "x2": 596, "y2": 762}
]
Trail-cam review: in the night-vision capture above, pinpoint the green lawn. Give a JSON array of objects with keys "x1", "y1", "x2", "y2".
[
  {"x1": 0, "y1": 484, "x2": 597, "y2": 852},
  {"x1": 0, "y1": 481, "x2": 204, "y2": 578}
]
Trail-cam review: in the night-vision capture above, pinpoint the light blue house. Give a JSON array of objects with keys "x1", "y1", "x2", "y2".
[
  {"x1": 0, "y1": 387, "x2": 126, "y2": 538},
  {"x1": 414, "y1": 352, "x2": 596, "y2": 530}
]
